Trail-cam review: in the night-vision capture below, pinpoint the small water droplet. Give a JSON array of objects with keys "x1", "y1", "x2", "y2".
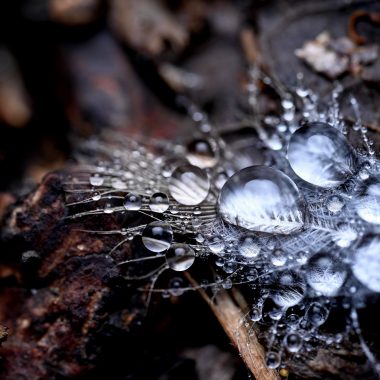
[
  {"x1": 149, "y1": 192, "x2": 169, "y2": 213},
  {"x1": 271, "y1": 249, "x2": 287, "y2": 267},
  {"x1": 285, "y1": 333, "x2": 302, "y2": 353},
  {"x1": 266, "y1": 352, "x2": 280, "y2": 369},
  {"x1": 123, "y1": 193, "x2": 142, "y2": 211},
  {"x1": 166, "y1": 243, "x2": 195, "y2": 271},
  {"x1": 89, "y1": 174, "x2": 104, "y2": 187},
  {"x1": 271, "y1": 270, "x2": 306, "y2": 307},
  {"x1": 352, "y1": 235, "x2": 380, "y2": 292},
  {"x1": 305, "y1": 253, "x2": 346, "y2": 296},
  {"x1": 239, "y1": 235, "x2": 261, "y2": 259},
  {"x1": 168, "y1": 165, "x2": 210, "y2": 206},
  {"x1": 326, "y1": 195, "x2": 345, "y2": 214},
  {"x1": 142, "y1": 221, "x2": 173, "y2": 252},
  {"x1": 305, "y1": 302, "x2": 329, "y2": 326},
  {"x1": 207, "y1": 236, "x2": 225, "y2": 254},
  {"x1": 186, "y1": 139, "x2": 217, "y2": 168}
]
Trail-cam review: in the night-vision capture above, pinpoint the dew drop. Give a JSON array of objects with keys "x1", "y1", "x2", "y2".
[
  {"x1": 326, "y1": 195, "x2": 345, "y2": 214},
  {"x1": 305, "y1": 253, "x2": 346, "y2": 296},
  {"x1": 287, "y1": 122, "x2": 356, "y2": 188},
  {"x1": 271, "y1": 270, "x2": 306, "y2": 307},
  {"x1": 271, "y1": 249, "x2": 287, "y2": 267},
  {"x1": 266, "y1": 352, "x2": 280, "y2": 369},
  {"x1": 123, "y1": 193, "x2": 142, "y2": 211},
  {"x1": 352, "y1": 236, "x2": 380, "y2": 292},
  {"x1": 207, "y1": 236, "x2": 225, "y2": 254},
  {"x1": 218, "y1": 166, "x2": 304, "y2": 234},
  {"x1": 142, "y1": 221, "x2": 173, "y2": 252},
  {"x1": 149, "y1": 192, "x2": 169, "y2": 213},
  {"x1": 168, "y1": 165, "x2": 210, "y2": 206},
  {"x1": 355, "y1": 182, "x2": 380, "y2": 224},
  {"x1": 250, "y1": 306, "x2": 262, "y2": 322},
  {"x1": 305, "y1": 302, "x2": 329, "y2": 326},
  {"x1": 285, "y1": 333, "x2": 302, "y2": 353},
  {"x1": 89, "y1": 174, "x2": 104, "y2": 187},
  {"x1": 186, "y1": 139, "x2": 217, "y2": 168},
  {"x1": 239, "y1": 235, "x2": 261, "y2": 259},
  {"x1": 166, "y1": 243, "x2": 195, "y2": 271},
  {"x1": 92, "y1": 192, "x2": 101, "y2": 201}
]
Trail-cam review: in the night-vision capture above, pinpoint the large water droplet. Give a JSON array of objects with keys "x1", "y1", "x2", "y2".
[
  {"x1": 186, "y1": 139, "x2": 217, "y2": 168},
  {"x1": 149, "y1": 192, "x2": 169, "y2": 213},
  {"x1": 355, "y1": 182, "x2": 380, "y2": 224},
  {"x1": 287, "y1": 122, "x2": 356, "y2": 188},
  {"x1": 166, "y1": 243, "x2": 195, "y2": 271},
  {"x1": 271, "y1": 270, "x2": 306, "y2": 307},
  {"x1": 218, "y1": 166, "x2": 304, "y2": 234},
  {"x1": 123, "y1": 193, "x2": 142, "y2": 211},
  {"x1": 168, "y1": 165, "x2": 210, "y2": 206},
  {"x1": 352, "y1": 236, "x2": 380, "y2": 292},
  {"x1": 305, "y1": 253, "x2": 347, "y2": 296},
  {"x1": 142, "y1": 221, "x2": 173, "y2": 252}
]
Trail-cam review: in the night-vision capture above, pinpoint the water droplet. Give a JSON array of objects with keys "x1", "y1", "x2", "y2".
[
  {"x1": 168, "y1": 165, "x2": 210, "y2": 206},
  {"x1": 355, "y1": 182, "x2": 380, "y2": 224},
  {"x1": 149, "y1": 192, "x2": 169, "y2": 213},
  {"x1": 271, "y1": 270, "x2": 306, "y2": 307},
  {"x1": 92, "y1": 192, "x2": 101, "y2": 201},
  {"x1": 207, "y1": 236, "x2": 225, "y2": 254},
  {"x1": 142, "y1": 221, "x2": 173, "y2": 252},
  {"x1": 250, "y1": 306, "x2": 262, "y2": 322},
  {"x1": 305, "y1": 302, "x2": 329, "y2": 326},
  {"x1": 111, "y1": 178, "x2": 127, "y2": 189},
  {"x1": 239, "y1": 236, "x2": 261, "y2": 259},
  {"x1": 104, "y1": 203, "x2": 114, "y2": 214},
  {"x1": 266, "y1": 352, "x2": 280, "y2": 369},
  {"x1": 285, "y1": 333, "x2": 302, "y2": 353},
  {"x1": 333, "y1": 224, "x2": 358, "y2": 248},
  {"x1": 271, "y1": 249, "x2": 287, "y2": 267},
  {"x1": 89, "y1": 174, "x2": 104, "y2": 187},
  {"x1": 352, "y1": 236, "x2": 380, "y2": 292},
  {"x1": 166, "y1": 243, "x2": 195, "y2": 271},
  {"x1": 326, "y1": 195, "x2": 345, "y2": 214},
  {"x1": 186, "y1": 139, "x2": 216, "y2": 168},
  {"x1": 287, "y1": 122, "x2": 356, "y2": 188},
  {"x1": 305, "y1": 253, "x2": 346, "y2": 296},
  {"x1": 123, "y1": 193, "x2": 142, "y2": 211},
  {"x1": 218, "y1": 166, "x2": 304, "y2": 234}
]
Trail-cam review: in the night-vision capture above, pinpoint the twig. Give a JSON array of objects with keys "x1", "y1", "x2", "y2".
[{"x1": 185, "y1": 273, "x2": 279, "y2": 380}]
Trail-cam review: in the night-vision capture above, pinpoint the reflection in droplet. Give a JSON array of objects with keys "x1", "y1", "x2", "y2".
[
  {"x1": 352, "y1": 236, "x2": 380, "y2": 292},
  {"x1": 218, "y1": 166, "x2": 304, "y2": 234},
  {"x1": 168, "y1": 165, "x2": 210, "y2": 206},
  {"x1": 142, "y1": 221, "x2": 173, "y2": 252},
  {"x1": 166, "y1": 243, "x2": 195, "y2": 271},
  {"x1": 305, "y1": 253, "x2": 346, "y2": 296},
  {"x1": 287, "y1": 122, "x2": 356, "y2": 188}
]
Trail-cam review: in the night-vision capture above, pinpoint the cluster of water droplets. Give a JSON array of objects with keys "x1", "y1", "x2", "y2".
[{"x1": 64, "y1": 72, "x2": 380, "y2": 376}]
